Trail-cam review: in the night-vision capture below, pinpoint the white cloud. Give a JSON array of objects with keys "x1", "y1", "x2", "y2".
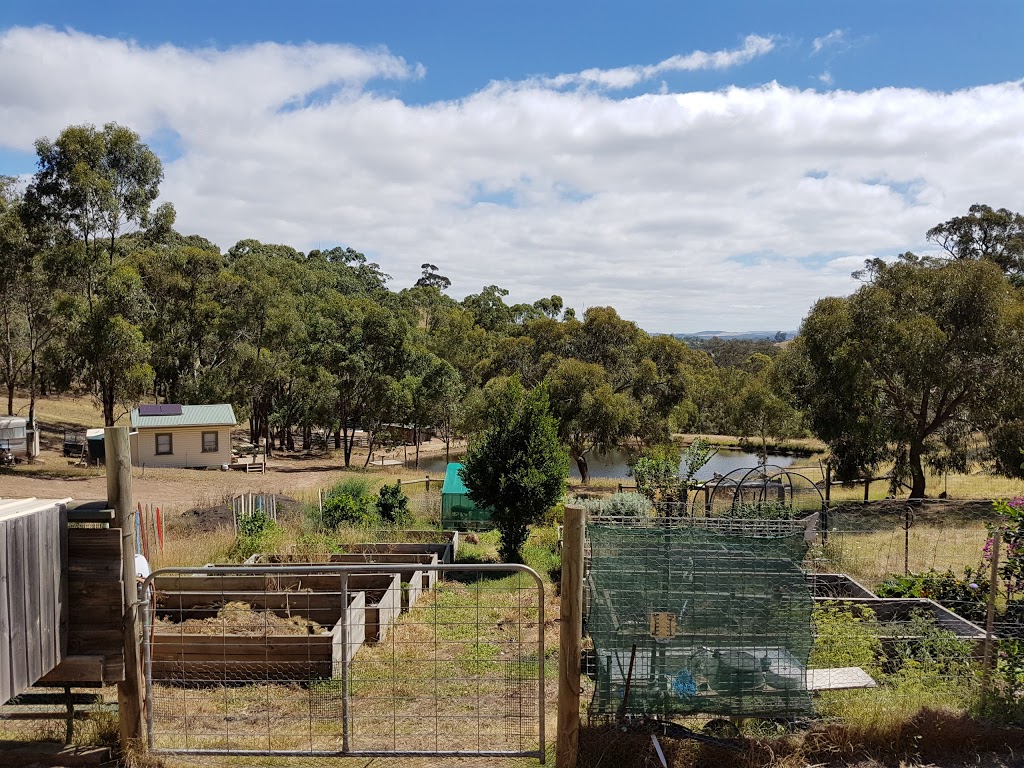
[
  {"x1": 2, "y1": 26, "x2": 1024, "y2": 332},
  {"x1": 541, "y1": 34, "x2": 776, "y2": 90},
  {"x1": 812, "y1": 29, "x2": 847, "y2": 55},
  {"x1": 817, "y1": 70, "x2": 834, "y2": 86}
]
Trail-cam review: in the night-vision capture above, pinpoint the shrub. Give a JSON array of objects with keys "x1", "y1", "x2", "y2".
[
  {"x1": 320, "y1": 476, "x2": 378, "y2": 528},
  {"x1": 327, "y1": 477, "x2": 373, "y2": 501},
  {"x1": 461, "y1": 378, "x2": 569, "y2": 562},
  {"x1": 322, "y1": 493, "x2": 377, "y2": 528},
  {"x1": 631, "y1": 445, "x2": 682, "y2": 503},
  {"x1": 875, "y1": 568, "x2": 988, "y2": 623},
  {"x1": 229, "y1": 511, "x2": 282, "y2": 561},
  {"x1": 376, "y1": 482, "x2": 411, "y2": 525},
  {"x1": 723, "y1": 501, "x2": 803, "y2": 520},
  {"x1": 571, "y1": 493, "x2": 652, "y2": 517},
  {"x1": 811, "y1": 603, "x2": 882, "y2": 674}
]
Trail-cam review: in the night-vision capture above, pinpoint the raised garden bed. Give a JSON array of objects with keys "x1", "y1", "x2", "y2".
[
  {"x1": 344, "y1": 541, "x2": 456, "y2": 564},
  {"x1": 806, "y1": 573, "x2": 876, "y2": 599},
  {"x1": 150, "y1": 594, "x2": 365, "y2": 682},
  {"x1": 245, "y1": 552, "x2": 441, "y2": 592},
  {"x1": 154, "y1": 572, "x2": 401, "y2": 647},
  {"x1": 815, "y1": 597, "x2": 988, "y2": 650}
]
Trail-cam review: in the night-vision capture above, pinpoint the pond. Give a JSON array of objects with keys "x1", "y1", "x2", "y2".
[{"x1": 411, "y1": 446, "x2": 798, "y2": 481}]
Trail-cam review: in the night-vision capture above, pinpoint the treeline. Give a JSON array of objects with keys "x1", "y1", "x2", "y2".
[
  {"x1": 0, "y1": 123, "x2": 801, "y2": 478},
  {"x1": 2, "y1": 123, "x2": 1023, "y2": 495}
]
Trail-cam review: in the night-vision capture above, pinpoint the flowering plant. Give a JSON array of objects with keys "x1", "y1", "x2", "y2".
[{"x1": 993, "y1": 496, "x2": 1024, "y2": 598}]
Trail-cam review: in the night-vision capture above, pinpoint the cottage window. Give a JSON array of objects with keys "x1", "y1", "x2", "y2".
[
  {"x1": 155, "y1": 433, "x2": 173, "y2": 455},
  {"x1": 202, "y1": 431, "x2": 219, "y2": 453}
]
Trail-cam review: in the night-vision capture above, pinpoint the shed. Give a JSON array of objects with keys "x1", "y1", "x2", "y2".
[
  {"x1": 1, "y1": 497, "x2": 71, "y2": 704},
  {"x1": 0, "y1": 416, "x2": 28, "y2": 461},
  {"x1": 129, "y1": 404, "x2": 236, "y2": 469},
  {"x1": 85, "y1": 428, "x2": 105, "y2": 464},
  {"x1": 440, "y1": 462, "x2": 492, "y2": 530}
]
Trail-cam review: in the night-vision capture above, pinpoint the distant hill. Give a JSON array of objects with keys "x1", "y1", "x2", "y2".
[{"x1": 674, "y1": 330, "x2": 799, "y2": 342}]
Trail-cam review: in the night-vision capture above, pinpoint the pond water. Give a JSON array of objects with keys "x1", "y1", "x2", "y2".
[{"x1": 411, "y1": 446, "x2": 796, "y2": 481}]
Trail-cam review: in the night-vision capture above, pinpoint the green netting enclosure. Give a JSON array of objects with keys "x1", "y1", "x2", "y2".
[
  {"x1": 440, "y1": 462, "x2": 493, "y2": 530},
  {"x1": 586, "y1": 517, "x2": 815, "y2": 721}
]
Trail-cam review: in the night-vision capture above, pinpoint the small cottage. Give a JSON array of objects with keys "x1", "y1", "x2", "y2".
[{"x1": 129, "y1": 404, "x2": 236, "y2": 469}]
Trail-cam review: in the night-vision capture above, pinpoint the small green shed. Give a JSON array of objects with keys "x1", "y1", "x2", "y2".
[{"x1": 441, "y1": 463, "x2": 492, "y2": 530}]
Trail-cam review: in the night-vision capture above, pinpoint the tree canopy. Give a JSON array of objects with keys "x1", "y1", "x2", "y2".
[{"x1": 792, "y1": 253, "x2": 1024, "y2": 495}]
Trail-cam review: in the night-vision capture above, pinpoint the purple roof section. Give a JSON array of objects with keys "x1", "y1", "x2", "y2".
[{"x1": 137, "y1": 404, "x2": 184, "y2": 417}]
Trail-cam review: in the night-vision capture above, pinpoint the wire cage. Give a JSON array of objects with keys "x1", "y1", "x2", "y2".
[
  {"x1": 585, "y1": 516, "x2": 815, "y2": 722},
  {"x1": 695, "y1": 466, "x2": 825, "y2": 518}
]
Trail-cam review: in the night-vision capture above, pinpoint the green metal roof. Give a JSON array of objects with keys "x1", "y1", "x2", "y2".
[
  {"x1": 130, "y1": 404, "x2": 237, "y2": 429},
  {"x1": 441, "y1": 462, "x2": 469, "y2": 496}
]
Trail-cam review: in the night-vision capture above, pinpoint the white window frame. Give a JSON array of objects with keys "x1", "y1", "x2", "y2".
[
  {"x1": 201, "y1": 430, "x2": 219, "y2": 453},
  {"x1": 155, "y1": 433, "x2": 173, "y2": 455}
]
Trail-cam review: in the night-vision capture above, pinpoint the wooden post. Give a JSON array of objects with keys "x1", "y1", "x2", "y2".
[
  {"x1": 105, "y1": 426, "x2": 144, "y2": 752},
  {"x1": 982, "y1": 529, "x2": 1002, "y2": 710},
  {"x1": 863, "y1": 476, "x2": 871, "y2": 502},
  {"x1": 556, "y1": 504, "x2": 585, "y2": 768}
]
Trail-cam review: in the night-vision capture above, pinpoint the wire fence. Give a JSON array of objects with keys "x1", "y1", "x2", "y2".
[
  {"x1": 142, "y1": 563, "x2": 548, "y2": 762},
  {"x1": 399, "y1": 478, "x2": 442, "y2": 526},
  {"x1": 583, "y1": 496, "x2": 1024, "y2": 734}
]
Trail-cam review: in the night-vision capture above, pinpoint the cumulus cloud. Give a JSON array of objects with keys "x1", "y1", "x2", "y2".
[
  {"x1": 2, "y1": 26, "x2": 1024, "y2": 332},
  {"x1": 542, "y1": 34, "x2": 776, "y2": 90}
]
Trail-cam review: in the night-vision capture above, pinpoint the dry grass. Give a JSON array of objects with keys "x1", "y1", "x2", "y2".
[
  {"x1": 8, "y1": 391, "x2": 109, "y2": 428},
  {"x1": 576, "y1": 708, "x2": 1024, "y2": 767},
  {"x1": 149, "y1": 526, "x2": 236, "y2": 569},
  {"x1": 812, "y1": 520, "x2": 991, "y2": 589}
]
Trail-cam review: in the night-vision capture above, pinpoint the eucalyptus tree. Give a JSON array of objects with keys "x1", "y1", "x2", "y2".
[
  {"x1": 26, "y1": 122, "x2": 162, "y2": 299},
  {"x1": 794, "y1": 254, "x2": 1024, "y2": 496},
  {"x1": 545, "y1": 357, "x2": 638, "y2": 483}
]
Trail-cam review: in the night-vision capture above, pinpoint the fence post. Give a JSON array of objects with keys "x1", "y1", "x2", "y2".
[
  {"x1": 556, "y1": 504, "x2": 585, "y2": 768},
  {"x1": 903, "y1": 505, "x2": 914, "y2": 576},
  {"x1": 863, "y1": 476, "x2": 870, "y2": 502},
  {"x1": 105, "y1": 426, "x2": 145, "y2": 753},
  {"x1": 340, "y1": 572, "x2": 351, "y2": 752},
  {"x1": 824, "y1": 462, "x2": 831, "y2": 505},
  {"x1": 982, "y1": 529, "x2": 1002, "y2": 710}
]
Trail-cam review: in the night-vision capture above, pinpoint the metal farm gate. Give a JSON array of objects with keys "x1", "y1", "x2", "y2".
[{"x1": 141, "y1": 563, "x2": 546, "y2": 762}]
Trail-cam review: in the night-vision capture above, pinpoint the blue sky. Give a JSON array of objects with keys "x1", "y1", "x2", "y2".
[
  {"x1": 6, "y1": 1, "x2": 1021, "y2": 97},
  {"x1": 2, "y1": 2, "x2": 1024, "y2": 330}
]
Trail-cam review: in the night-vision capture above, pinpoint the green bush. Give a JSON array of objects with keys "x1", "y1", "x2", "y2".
[
  {"x1": 811, "y1": 603, "x2": 882, "y2": 674},
  {"x1": 327, "y1": 477, "x2": 373, "y2": 500},
  {"x1": 875, "y1": 568, "x2": 988, "y2": 623},
  {"x1": 229, "y1": 511, "x2": 282, "y2": 561},
  {"x1": 571, "y1": 492, "x2": 652, "y2": 517},
  {"x1": 322, "y1": 494, "x2": 377, "y2": 528},
  {"x1": 376, "y1": 481, "x2": 412, "y2": 525},
  {"x1": 319, "y1": 476, "x2": 378, "y2": 528},
  {"x1": 722, "y1": 501, "x2": 804, "y2": 520}
]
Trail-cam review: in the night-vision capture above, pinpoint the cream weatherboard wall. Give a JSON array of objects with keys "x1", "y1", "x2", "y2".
[{"x1": 129, "y1": 425, "x2": 233, "y2": 469}]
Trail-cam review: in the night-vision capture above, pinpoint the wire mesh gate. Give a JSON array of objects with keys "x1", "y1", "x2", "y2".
[{"x1": 141, "y1": 563, "x2": 545, "y2": 761}]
